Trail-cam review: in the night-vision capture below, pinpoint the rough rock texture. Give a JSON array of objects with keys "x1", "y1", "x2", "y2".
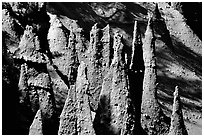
[
  {"x1": 86, "y1": 23, "x2": 103, "y2": 111},
  {"x1": 109, "y1": 32, "x2": 135, "y2": 135},
  {"x1": 94, "y1": 32, "x2": 136, "y2": 135},
  {"x1": 29, "y1": 110, "x2": 43, "y2": 135},
  {"x1": 9, "y1": 2, "x2": 58, "y2": 134},
  {"x1": 141, "y1": 16, "x2": 169, "y2": 135},
  {"x1": 76, "y1": 61, "x2": 95, "y2": 135},
  {"x1": 2, "y1": 9, "x2": 23, "y2": 53},
  {"x1": 101, "y1": 24, "x2": 111, "y2": 70},
  {"x1": 47, "y1": 13, "x2": 79, "y2": 112},
  {"x1": 168, "y1": 86, "x2": 188, "y2": 135},
  {"x1": 2, "y1": 2, "x2": 200, "y2": 135},
  {"x1": 58, "y1": 85, "x2": 77, "y2": 135},
  {"x1": 14, "y1": 25, "x2": 49, "y2": 63},
  {"x1": 86, "y1": 23, "x2": 112, "y2": 112},
  {"x1": 47, "y1": 13, "x2": 77, "y2": 86}
]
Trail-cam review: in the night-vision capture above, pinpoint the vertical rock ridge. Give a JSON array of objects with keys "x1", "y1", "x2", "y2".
[
  {"x1": 101, "y1": 24, "x2": 111, "y2": 69},
  {"x1": 141, "y1": 15, "x2": 169, "y2": 135},
  {"x1": 168, "y1": 86, "x2": 188, "y2": 135},
  {"x1": 76, "y1": 61, "x2": 95, "y2": 135},
  {"x1": 58, "y1": 85, "x2": 77, "y2": 135},
  {"x1": 109, "y1": 32, "x2": 135, "y2": 134},
  {"x1": 86, "y1": 23, "x2": 103, "y2": 111},
  {"x1": 18, "y1": 63, "x2": 29, "y2": 103}
]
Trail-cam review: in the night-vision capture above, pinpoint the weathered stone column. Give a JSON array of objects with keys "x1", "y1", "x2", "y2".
[
  {"x1": 169, "y1": 86, "x2": 188, "y2": 135},
  {"x1": 109, "y1": 32, "x2": 135, "y2": 135},
  {"x1": 76, "y1": 61, "x2": 95, "y2": 135},
  {"x1": 141, "y1": 15, "x2": 169, "y2": 135},
  {"x1": 86, "y1": 23, "x2": 103, "y2": 111}
]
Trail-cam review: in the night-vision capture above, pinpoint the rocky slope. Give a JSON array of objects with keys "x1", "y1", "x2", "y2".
[{"x1": 2, "y1": 2, "x2": 202, "y2": 135}]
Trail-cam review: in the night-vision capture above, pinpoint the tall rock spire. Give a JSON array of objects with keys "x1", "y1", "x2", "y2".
[
  {"x1": 141, "y1": 15, "x2": 169, "y2": 135},
  {"x1": 169, "y1": 86, "x2": 188, "y2": 135},
  {"x1": 109, "y1": 32, "x2": 135, "y2": 134}
]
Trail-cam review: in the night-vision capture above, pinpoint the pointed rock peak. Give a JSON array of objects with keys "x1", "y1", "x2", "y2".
[
  {"x1": 18, "y1": 63, "x2": 28, "y2": 88},
  {"x1": 101, "y1": 24, "x2": 110, "y2": 41},
  {"x1": 174, "y1": 86, "x2": 179, "y2": 98},
  {"x1": 90, "y1": 23, "x2": 100, "y2": 35},
  {"x1": 102, "y1": 24, "x2": 110, "y2": 31},
  {"x1": 172, "y1": 86, "x2": 181, "y2": 113},
  {"x1": 145, "y1": 14, "x2": 153, "y2": 35},
  {"x1": 133, "y1": 21, "x2": 138, "y2": 39},
  {"x1": 48, "y1": 12, "x2": 62, "y2": 28},
  {"x1": 92, "y1": 23, "x2": 99, "y2": 31},
  {"x1": 169, "y1": 86, "x2": 188, "y2": 135},
  {"x1": 90, "y1": 23, "x2": 100, "y2": 47},
  {"x1": 29, "y1": 109, "x2": 43, "y2": 135},
  {"x1": 153, "y1": 3, "x2": 162, "y2": 19},
  {"x1": 14, "y1": 25, "x2": 49, "y2": 63}
]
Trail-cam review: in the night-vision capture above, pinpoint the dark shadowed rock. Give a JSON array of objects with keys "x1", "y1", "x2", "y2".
[
  {"x1": 76, "y1": 61, "x2": 95, "y2": 135},
  {"x1": 58, "y1": 85, "x2": 77, "y2": 135},
  {"x1": 141, "y1": 16, "x2": 169, "y2": 135},
  {"x1": 29, "y1": 109, "x2": 43, "y2": 135},
  {"x1": 168, "y1": 86, "x2": 188, "y2": 135},
  {"x1": 151, "y1": 4, "x2": 173, "y2": 49},
  {"x1": 128, "y1": 21, "x2": 145, "y2": 134},
  {"x1": 93, "y1": 67, "x2": 113, "y2": 134}
]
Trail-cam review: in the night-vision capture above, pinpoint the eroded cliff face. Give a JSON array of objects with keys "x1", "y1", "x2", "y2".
[{"x1": 2, "y1": 2, "x2": 201, "y2": 135}]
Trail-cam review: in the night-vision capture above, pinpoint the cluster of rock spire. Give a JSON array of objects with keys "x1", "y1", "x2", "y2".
[{"x1": 3, "y1": 2, "x2": 188, "y2": 135}]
